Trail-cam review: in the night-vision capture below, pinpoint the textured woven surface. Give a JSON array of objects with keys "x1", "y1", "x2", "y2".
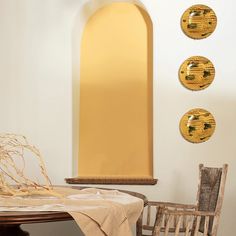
[{"x1": 198, "y1": 167, "x2": 222, "y2": 233}]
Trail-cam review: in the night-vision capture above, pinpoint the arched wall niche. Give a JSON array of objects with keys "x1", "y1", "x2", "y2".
[{"x1": 68, "y1": 0, "x2": 157, "y2": 185}]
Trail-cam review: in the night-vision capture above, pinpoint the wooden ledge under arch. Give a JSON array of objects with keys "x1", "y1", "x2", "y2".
[{"x1": 65, "y1": 177, "x2": 158, "y2": 185}]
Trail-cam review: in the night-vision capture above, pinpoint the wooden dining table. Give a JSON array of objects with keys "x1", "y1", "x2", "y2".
[{"x1": 0, "y1": 187, "x2": 147, "y2": 236}]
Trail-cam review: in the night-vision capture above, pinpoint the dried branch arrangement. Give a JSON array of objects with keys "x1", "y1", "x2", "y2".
[{"x1": 0, "y1": 134, "x2": 59, "y2": 197}]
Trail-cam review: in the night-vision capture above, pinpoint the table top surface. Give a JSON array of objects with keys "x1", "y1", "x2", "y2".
[{"x1": 0, "y1": 186, "x2": 147, "y2": 225}]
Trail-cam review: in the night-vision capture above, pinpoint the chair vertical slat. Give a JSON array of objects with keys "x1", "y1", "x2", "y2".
[
  {"x1": 146, "y1": 205, "x2": 151, "y2": 225},
  {"x1": 174, "y1": 208, "x2": 177, "y2": 227},
  {"x1": 185, "y1": 216, "x2": 193, "y2": 236},
  {"x1": 165, "y1": 214, "x2": 169, "y2": 227},
  {"x1": 164, "y1": 215, "x2": 172, "y2": 236},
  {"x1": 203, "y1": 216, "x2": 210, "y2": 236},
  {"x1": 153, "y1": 207, "x2": 164, "y2": 236},
  {"x1": 161, "y1": 213, "x2": 166, "y2": 232},
  {"x1": 193, "y1": 216, "x2": 201, "y2": 236},
  {"x1": 183, "y1": 215, "x2": 187, "y2": 228},
  {"x1": 174, "y1": 215, "x2": 182, "y2": 236}
]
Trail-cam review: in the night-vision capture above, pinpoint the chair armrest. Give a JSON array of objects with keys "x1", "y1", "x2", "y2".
[
  {"x1": 147, "y1": 201, "x2": 197, "y2": 210},
  {"x1": 163, "y1": 208, "x2": 216, "y2": 217}
]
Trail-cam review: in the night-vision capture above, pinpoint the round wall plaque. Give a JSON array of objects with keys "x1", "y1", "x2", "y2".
[
  {"x1": 179, "y1": 56, "x2": 215, "y2": 91},
  {"x1": 179, "y1": 108, "x2": 216, "y2": 143},
  {"x1": 181, "y1": 5, "x2": 217, "y2": 39}
]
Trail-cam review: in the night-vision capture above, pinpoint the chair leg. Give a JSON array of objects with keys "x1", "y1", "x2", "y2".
[
  {"x1": 211, "y1": 215, "x2": 220, "y2": 236},
  {"x1": 136, "y1": 211, "x2": 143, "y2": 236}
]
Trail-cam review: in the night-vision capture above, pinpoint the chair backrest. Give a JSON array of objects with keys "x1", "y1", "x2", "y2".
[{"x1": 196, "y1": 164, "x2": 228, "y2": 234}]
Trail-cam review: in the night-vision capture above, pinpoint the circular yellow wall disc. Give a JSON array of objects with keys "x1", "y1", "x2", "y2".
[
  {"x1": 181, "y1": 5, "x2": 217, "y2": 39},
  {"x1": 179, "y1": 56, "x2": 215, "y2": 91},
  {"x1": 180, "y1": 108, "x2": 216, "y2": 143}
]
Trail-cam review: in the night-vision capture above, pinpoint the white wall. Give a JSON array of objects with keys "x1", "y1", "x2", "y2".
[{"x1": 0, "y1": 0, "x2": 235, "y2": 235}]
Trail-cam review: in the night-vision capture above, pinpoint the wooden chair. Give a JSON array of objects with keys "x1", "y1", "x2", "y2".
[{"x1": 137, "y1": 164, "x2": 228, "y2": 236}]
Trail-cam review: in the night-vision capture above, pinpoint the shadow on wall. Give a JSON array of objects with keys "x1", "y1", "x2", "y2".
[
  {"x1": 210, "y1": 95, "x2": 236, "y2": 235},
  {"x1": 220, "y1": 191, "x2": 236, "y2": 235},
  {"x1": 75, "y1": 0, "x2": 147, "y2": 30}
]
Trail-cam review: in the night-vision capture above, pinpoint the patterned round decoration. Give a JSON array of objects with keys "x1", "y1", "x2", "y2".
[
  {"x1": 179, "y1": 108, "x2": 216, "y2": 143},
  {"x1": 181, "y1": 5, "x2": 217, "y2": 39},
  {"x1": 179, "y1": 56, "x2": 215, "y2": 91}
]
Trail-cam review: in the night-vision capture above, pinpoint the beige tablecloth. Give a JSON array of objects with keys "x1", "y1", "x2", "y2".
[{"x1": 0, "y1": 187, "x2": 144, "y2": 236}]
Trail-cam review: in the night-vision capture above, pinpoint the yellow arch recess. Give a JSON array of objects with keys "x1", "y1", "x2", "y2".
[{"x1": 79, "y1": 2, "x2": 153, "y2": 178}]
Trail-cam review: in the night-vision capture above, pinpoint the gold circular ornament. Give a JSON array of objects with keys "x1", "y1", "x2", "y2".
[
  {"x1": 179, "y1": 108, "x2": 216, "y2": 143},
  {"x1": 181, "y1": 5, "x2": 217, "y2": 39},
  {"x1": 179, "y1": 56, "x2": 215, "y2": 91}
]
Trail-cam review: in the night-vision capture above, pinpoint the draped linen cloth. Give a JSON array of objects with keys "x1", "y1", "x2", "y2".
[{"x1": 0, "y1": 187, "x2": 143, "y2": 236}]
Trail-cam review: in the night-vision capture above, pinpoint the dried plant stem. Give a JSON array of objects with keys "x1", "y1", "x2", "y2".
[{"x1": 0, "y1": 134, "x2": 60, "y2": 197}]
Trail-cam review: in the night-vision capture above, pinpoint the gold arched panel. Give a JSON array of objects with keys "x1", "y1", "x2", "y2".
[{"x1": 78, "y1": 2, "x2": 153, "y2": 179}]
